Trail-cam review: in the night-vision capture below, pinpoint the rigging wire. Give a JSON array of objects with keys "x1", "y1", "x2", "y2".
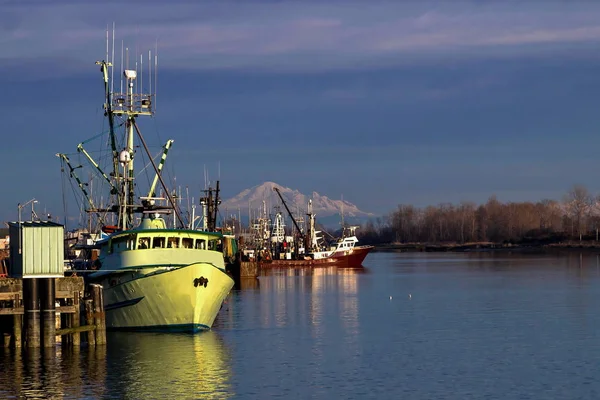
[{"x1": 60, "y1": 159, "x2": 69, "y2": 230}]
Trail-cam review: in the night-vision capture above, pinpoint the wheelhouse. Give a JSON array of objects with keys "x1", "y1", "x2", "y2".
[{"x1": 104, "y1": 230, "x2": 222, "y2": 254}]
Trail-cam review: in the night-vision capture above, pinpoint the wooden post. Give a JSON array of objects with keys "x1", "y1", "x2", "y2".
[
  {"x1": 12, "y1": 314, "x2": 22, "y2": 348},
  {"x1": 90, "y1": 284, "x2": 106, "y2": 345},
  {"x1": 23, "y1": 278, "x2": 40, "y2": 347},
  {"x1": 84, "y1": 299, "x2": 95, "y2": 346},
  {"x1": 40, "y1": 278, "x2": 56, "y2": 348},
  {"x1": 2, "y1": 333, "x2": 10, "y2": 348},
  {"x1": 71, "y1": 292, "x2": 80, "y2": 347},
  {"x1": 60, "y1": 298, "x2": 71, "y2": 346}
]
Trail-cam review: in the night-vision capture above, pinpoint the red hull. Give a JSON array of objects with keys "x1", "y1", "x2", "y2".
[
  {"x1": 261, "y1": 257, "x2": 342, "y2": 269},
  {"x1": 331, "y1": 245, "x2": 374, "y2": 268},
  {"x1": 260, "y1": 245, "x2": 373, "y2": 269}
]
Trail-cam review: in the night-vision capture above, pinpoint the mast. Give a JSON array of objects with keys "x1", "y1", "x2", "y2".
[
  {"x1": 96, "y1": 60, "x2": 120, "y2": 195},
  {"x1": 200, "y1": 180, "x2": 221, "y2": 232},
  {"x1": 98, "y1": 35, "x2": 155, "y2": 230},
  {"x1": 214, "y1": 180, "x2": 221, "y2": 230},
  {"x1": 111, "y1": 67, "x2": 152, "y2": 229},
  {"x1": 306, "y1": 199, "x2": 315, "y2": 251},
  {"x1": 273, "y1": 187, "x2": 306, "y2": 251}
]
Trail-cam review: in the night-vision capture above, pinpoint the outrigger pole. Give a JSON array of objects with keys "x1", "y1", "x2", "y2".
[
  {"x1": 133, "y1": 122, "x2": 185, "y2": 228},
  {"x1": 148, "y1": 139, "x2": 174, "y2": 198},
  {"x1": 56, "y1": 154, "x2": 97, "y2": 212}
]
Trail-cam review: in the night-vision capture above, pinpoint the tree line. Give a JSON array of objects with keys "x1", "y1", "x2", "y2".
[{"x1": 358, "y1": 185, "x2": 600, "y2": 245}]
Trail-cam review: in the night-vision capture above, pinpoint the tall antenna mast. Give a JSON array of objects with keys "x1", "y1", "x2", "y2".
[
  {"x1": 154, "y1": 39, "x2": 158, "y2": 112},
  {"x1": 111, "y1": 22, "x2": 115, "y2": 95},
  {"x1": 106, "y1": 25, "x2": 109, "y2": 65},
  {"x1": 148, "y1": 50, "x2": 152, "y2": 98},
  {"x1": 120, "y1": 40, "x2": 124, "y2": 94},
  {"x1": 102, "y1": 34, "x2": 156, "y2": 230}
]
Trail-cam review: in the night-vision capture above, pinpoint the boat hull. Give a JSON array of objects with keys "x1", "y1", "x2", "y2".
[
  {"x1": 259, "y1": 245, "x2": 373, "y2": 269},
  {"x1": 100, "y1": 263, "x2": 234, "y2": 332},
  {"x1": 331, "y1": 245, "x2": 373, "y2": 267},
  {"x1": 260, "y1": 257, "x2": 342, "y2": 269}
]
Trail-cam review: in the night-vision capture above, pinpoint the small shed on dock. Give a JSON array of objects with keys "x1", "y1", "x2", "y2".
[{"x1": 8, "y1": 221, "x2": 64, "y2": 278}]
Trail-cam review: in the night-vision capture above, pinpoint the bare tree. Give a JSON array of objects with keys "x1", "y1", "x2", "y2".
[{"x1": 565, "y1": 184, "x2": 591, "y2": 241}]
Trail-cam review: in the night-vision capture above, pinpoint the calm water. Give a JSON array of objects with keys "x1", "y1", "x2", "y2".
[{"x1": 3, "y1": 251, "x2": 600, "y2": 399}]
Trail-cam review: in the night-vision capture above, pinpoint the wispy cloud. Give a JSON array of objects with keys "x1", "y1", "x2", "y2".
[{"x1": 3, "y1": 1, "x2": 600, "y2": 75}]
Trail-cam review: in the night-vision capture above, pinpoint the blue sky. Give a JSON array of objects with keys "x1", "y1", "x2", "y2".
[{"x1": 3, "y1": 0, "x2": 600, "y2": 223}]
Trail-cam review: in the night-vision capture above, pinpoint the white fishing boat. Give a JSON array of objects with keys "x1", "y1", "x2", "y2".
[{"x1": 58, "y1": 37, "x2": 234, "y2": 332}]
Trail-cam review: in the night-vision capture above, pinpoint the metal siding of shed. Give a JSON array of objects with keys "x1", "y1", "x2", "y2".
[
  {"x1": 22, "y1": 225, "x2": 64, "y2": 278},
  {"x1": 52, "y1": 227, "x2": 64, "y2": 273}
]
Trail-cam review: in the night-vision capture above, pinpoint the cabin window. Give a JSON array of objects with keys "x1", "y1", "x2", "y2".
[
  {"x1": 152, "y1": 237, "x2": 165, "y2": 249},
  {"x1": 195, "y1": 239, "x2": 206, "y2": 250},
  {"x1": 167, "y1": 237, "x2": 180, "y2": 248},
  {"x1": 138, "y1": 237, "x2": 150, "y2": 249},
  {"x1": 208, "y1": 239, "x2": 217, "y2": 251},
  {"x1": 182, "y1": 238, "x2": 193, "y2": 249},
  {"x1": 110, "y1": 236, "x2": 129, "y2": 253}
]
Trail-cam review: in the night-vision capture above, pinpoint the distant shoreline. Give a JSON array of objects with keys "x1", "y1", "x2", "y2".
[{"x1": 373, "y1": 241, "x2": 600, "y2": 253}]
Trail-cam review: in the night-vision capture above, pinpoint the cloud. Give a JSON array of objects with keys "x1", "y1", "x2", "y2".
[{"x1": 3, "y1": 1, "x2": 600, "y2": 76}]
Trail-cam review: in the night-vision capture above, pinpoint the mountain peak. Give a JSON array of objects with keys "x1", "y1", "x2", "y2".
[{"x1": 221, "y1": 181, "x2": 372, "y2": 218}]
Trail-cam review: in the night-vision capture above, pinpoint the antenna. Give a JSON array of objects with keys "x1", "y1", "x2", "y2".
[
  {"x1": 154, "y1": 39, "x2": 158, "y2": 112},
  {"x1": 140, "y1": 53, "x2": 143, "y2": 98},
  {"x1": 120, "y1": 40, "x2": 124, "y2": 94},
  {"x1": 135, "y1": 57, "x2": 138, "y2": 98},
  {"x1": 111, "y1": 22, "x2": 115, "y2": 95},
  {"x1": 106, "y1": 25, "x2": 109, "y2": 63},
  {"x1": 204, "y1": 165, "x2": 208, "y2": 189},
  {"x1": 148, "y1": 50, "x2": 152, "y2": 99}
]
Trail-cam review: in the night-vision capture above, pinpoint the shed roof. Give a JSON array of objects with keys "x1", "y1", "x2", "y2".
[{"x1": 7, "y1": 221, "x2": 64, "y2": 228}]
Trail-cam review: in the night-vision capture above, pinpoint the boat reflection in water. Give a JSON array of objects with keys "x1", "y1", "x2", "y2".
[
  {"x1": 0, "y1": 332, "x2": 232, "y2": 399},
  {"x1": 105, "y1": 331, "x2": 233, "y2": 399},
  {"x1": 221, "y1": 266, "x2": 366, "y2": 333},
  {"x1": 0, "y1": 346, "x2": 108, "y2": 399}
]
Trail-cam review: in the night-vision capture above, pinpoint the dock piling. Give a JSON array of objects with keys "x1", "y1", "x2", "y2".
[
  {"x1": 84, "y1": 299, "x2": 96, "y2": 347},
  {"x1": 90, "y1": 284, "x2": 106, "y2": 345},
  {"x1": 40, "y1": 278, "x2": 56, "y2": 348},
  {"x1": 12, "y1": 314, "x2": 22, "y2": 348},
  {"x1": 71, "y1": 294, "x2": 81, "y2": 347},
  {"x1": 23, "y1": 278, "x2": 40, "y2": 347}
]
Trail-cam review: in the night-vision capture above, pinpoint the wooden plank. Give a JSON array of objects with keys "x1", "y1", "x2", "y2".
[
  {"x1": 55, "y1": 277, "x2": 85, "y2": 293},
  {"x1": 0, "y1": 303, "x2": 77, "y2": 315},
  {"x1": 55, "y1": 290, "x2": 75, "y2": 299},
  {"x1": 0, "y1": 307, "x2": 23, "y2": 315},
  {"x1": 56, "y1": 324, "x2": 96, "y2": 336},
  {"x1": 0, "y1": 292, "x2": 18, "y2": 301},
  {"x1": 56, "y1": 306, "x2": 76, "y2": 314}
]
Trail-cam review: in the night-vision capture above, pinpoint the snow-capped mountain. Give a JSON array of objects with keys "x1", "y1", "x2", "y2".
[{"x1": 221, "y1": 181, "x2": 372, "y2": 218}]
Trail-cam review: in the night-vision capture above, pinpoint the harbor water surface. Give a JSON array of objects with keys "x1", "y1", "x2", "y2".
[{"x1": 2, "y1": 251, "x2": 600, "y2": 399}]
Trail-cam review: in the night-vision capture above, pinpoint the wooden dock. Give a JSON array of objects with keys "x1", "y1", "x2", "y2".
[{"x1": 0, "y1": 277, "x2": 106, "y2": 349}]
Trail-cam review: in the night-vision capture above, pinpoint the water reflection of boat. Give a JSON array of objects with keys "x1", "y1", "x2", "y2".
[
  {"x1": 106, "y1": 332, "x2": 233, "y2": 399},
  {"x1": 0, "y1": 347, "x2": 108, "y2": 399},
  {"x1": 254, "y1": 267, "x2": 363, "y2": 332}
]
